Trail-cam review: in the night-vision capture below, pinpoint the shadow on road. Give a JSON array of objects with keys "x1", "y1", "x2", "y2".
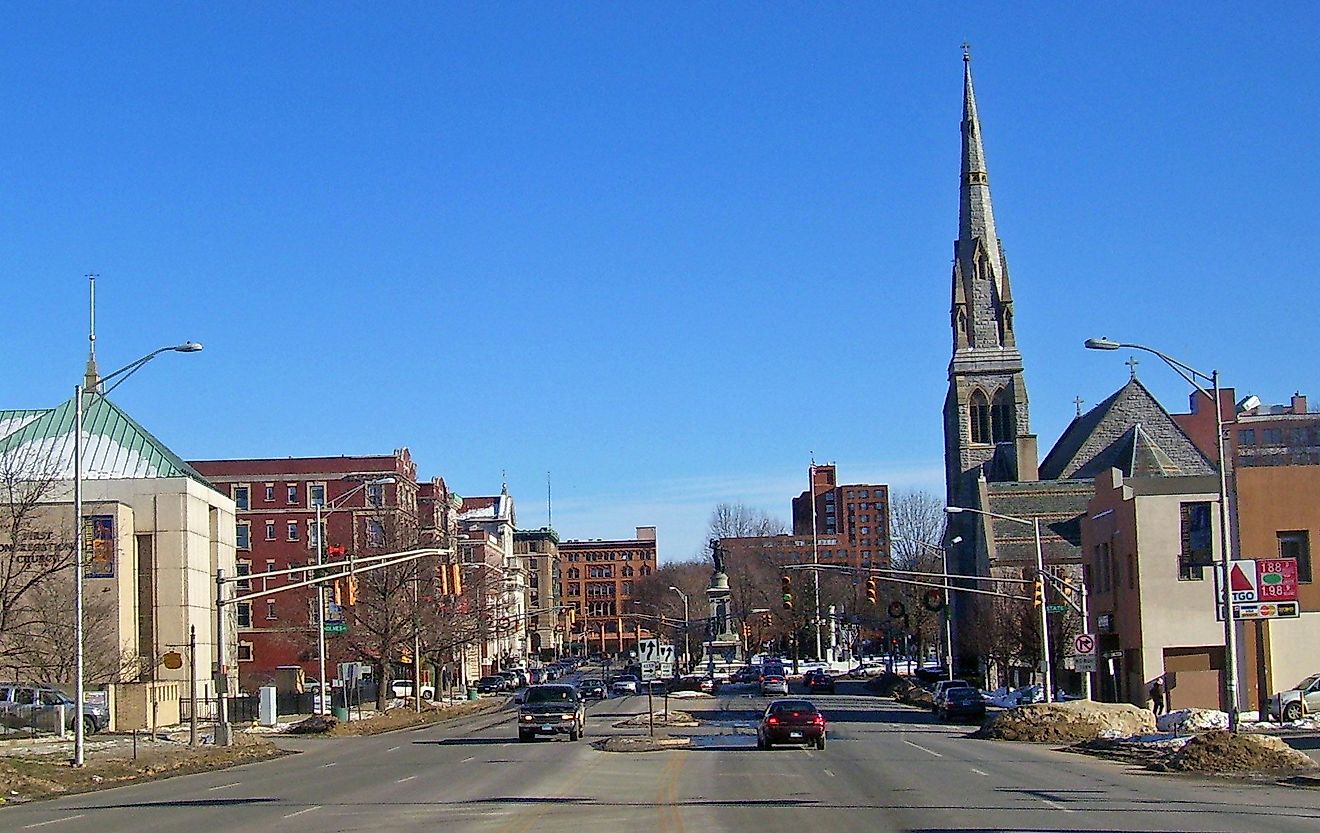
[{"x1": 412, "y1": 737, "x2": 512, "y2": 746}]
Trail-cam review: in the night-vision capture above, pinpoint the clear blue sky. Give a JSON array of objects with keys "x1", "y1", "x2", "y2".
[{"x1": 2, "y1": 5, "x2": 1315, "y2": 562}]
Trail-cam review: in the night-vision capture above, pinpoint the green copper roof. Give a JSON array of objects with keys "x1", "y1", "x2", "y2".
[{"x1": 0, "y1": 393, "x2": 213, "y2": 486}]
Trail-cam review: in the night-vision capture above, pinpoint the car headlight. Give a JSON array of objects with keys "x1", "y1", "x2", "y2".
[
  {"x1": 521, "y1": 714, "x2": 535, "y2": 722},
  {"x1": 560, "y1": 713, "x2": 575, "y2": 720}
]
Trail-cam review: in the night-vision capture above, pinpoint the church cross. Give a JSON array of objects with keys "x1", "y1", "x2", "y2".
[
  {"x1": 1125, "y1": 356, "x2": 1140, "y2": 379},
  {"x1": 1073, "y1": 396, "x2": 1084, "y2": 417}
]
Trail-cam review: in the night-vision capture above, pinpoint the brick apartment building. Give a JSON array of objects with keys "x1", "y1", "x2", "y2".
[
  {"x1": 190, "y1": 450, "x2": 450, "y2": 691},
  {"x1": 721, "y1": 465, "x2": 891, "y2": 571},
  {"x1": 514, "y1": 527, "x2": 563, "y2": 659},
  {"x1": 559, "y1": 527, "x2": 658, "y2": 655}
]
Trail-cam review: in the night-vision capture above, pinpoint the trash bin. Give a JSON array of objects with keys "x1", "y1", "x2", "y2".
[
  {"x1": 466, "y1": 686, "x2": 479, "y2": 701},
  {"x1": 333, "y1": 705, "x2": 349, "y2": 721}
]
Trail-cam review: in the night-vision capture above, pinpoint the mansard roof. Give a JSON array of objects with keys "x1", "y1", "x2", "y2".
[{"x1": 1039, "y1": 378, "x2": 1214, "y2": 480}]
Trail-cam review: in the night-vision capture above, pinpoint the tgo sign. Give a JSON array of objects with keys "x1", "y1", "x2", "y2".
[{"x1": 1223, "y1": 559, "x2": 1299, "y2": 603}]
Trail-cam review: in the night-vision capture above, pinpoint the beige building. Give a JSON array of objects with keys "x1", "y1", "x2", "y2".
[{"x1": 0, "y1": 393, "x2": 238, "y2": 709}]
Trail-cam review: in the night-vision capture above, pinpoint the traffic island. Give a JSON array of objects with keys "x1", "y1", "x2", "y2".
[
  {"x1": 975, "y1": 701, "x2": 1155, "y2": 743},
  {"x1": 611, "y1": 710, "x2": 699, "y2": 729},
  {"x1": 595, "y1": 735, "x2": 691, "y2": 753},
  {"x1": 0, "y1": 735, "x2": 285, "y2": 805}
]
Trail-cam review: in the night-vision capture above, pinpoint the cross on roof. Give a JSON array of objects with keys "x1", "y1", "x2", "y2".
[
  {"x1": 1126, "y1": 356, "x2": 1140, "y2": 379},
  {"x1": 1073, "y1": 396, "x2": 1084, "y2": 417}
]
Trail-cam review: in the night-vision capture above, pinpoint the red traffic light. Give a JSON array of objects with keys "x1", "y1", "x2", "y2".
[{"x1": 327, "y1": 544, "x2": 346, "y2": 558}]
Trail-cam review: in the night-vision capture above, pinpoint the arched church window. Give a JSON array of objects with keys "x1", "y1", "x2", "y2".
[
  {"x1": 991, "y1": 388, "x2": 1014, "y2": 443},
  {"x1": 969, "y1": 389, "x2": 991, "y2": 444}
]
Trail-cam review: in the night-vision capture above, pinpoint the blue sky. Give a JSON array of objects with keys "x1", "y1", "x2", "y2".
[{"x1": 2, "y1": 5, "x2": 1315, "y2": 562}]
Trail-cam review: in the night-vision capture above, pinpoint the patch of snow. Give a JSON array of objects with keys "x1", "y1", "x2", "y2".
[
  {"x1": 667, "y1": 691, "x2": 713, "y2": 699},
  {"x1": 1157, "y1": 708, "x2": 1228, "y2": 733}
]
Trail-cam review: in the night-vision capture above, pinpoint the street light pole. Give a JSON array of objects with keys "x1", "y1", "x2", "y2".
[
  {"x1": 946, "y1": 506, "x2": 1053, "y2": 703},
  {"x1": 669, "y1": 586, "x2": 688, "y2": 672},
  {"x1": 894, "y1": 536, "x2": 962, "y2": 682},
  {"x1": 1086, "y1": 337, "x2": 1239, "y2": 730}
]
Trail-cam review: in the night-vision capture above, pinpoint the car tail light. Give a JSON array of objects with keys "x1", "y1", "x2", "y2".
[
  {"x1": 812, "y1": 714, "x2": 825, "y2": 725},
  {"x1": 767, "y1": 716, "x2": 779, "y2": 725}
]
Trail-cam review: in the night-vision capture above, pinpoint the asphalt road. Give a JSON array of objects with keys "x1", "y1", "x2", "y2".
[{"x1": 5, "y1": 678, "x2": 1320, "y2": 833}]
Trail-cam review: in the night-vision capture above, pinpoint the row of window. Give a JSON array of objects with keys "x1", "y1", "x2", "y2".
[
  {"x1": 1239, "y1": 427, "x2": 1320, "y2": 447},
  {"x1": 231, "y1": 482, "x2": 385, "y2": 511},
  {"x1": 1093, "y1": 528, "x2": 1313, "y2": 590},
  {"x1": 563, "y1": 551, "x2": 652, "y2": 563},
  {"x1": 235, "y1": 518, "x2": 386, "y2": 551}
]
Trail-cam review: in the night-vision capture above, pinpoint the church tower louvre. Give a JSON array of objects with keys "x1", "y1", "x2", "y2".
[{"x1": 943, "y1": 47, "x2": 1038, "y2": 509}]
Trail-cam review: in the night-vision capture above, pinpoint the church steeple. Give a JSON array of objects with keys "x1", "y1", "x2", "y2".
[{"x1": 944, "y1": 47, "x2": 1037, "y2": 509}]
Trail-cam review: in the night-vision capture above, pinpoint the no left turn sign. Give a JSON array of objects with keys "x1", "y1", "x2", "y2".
[{"x1": 1073, "y1": 633, "x2": 1096, "y2": 656}]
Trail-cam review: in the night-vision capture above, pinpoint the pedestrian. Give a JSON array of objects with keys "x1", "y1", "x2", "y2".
[{"x1": 1149, "y1": 677, "x2": 1166, "y2": 716}]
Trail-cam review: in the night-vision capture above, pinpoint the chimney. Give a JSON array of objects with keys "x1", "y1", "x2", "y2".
[
  {"x1": 1292, "y1": 392, "x2": 1307, "y2": 414},
  {"x1": 635, "y1": 526, "x2": 656, "y2": 541}
]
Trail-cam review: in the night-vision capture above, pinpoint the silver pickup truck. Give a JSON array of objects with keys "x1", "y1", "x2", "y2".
[{"x1": 0, "y1": 683, "x2": 110, "y2": 735}]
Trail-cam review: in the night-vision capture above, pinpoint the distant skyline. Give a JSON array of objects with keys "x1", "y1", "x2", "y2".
[{"x1": 3, "y1": 5, "x2": 1315, "y2": 562}]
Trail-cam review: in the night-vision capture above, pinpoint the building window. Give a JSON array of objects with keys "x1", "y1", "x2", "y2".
[
  {"x1": 265, "y1": 521, "x2": 276, "y2": 541},
  {"x1": 236, "y1": 603, "x2": 252, "y2": 628},
  {"x1": 237, "y1": 559, "x2": 252, "y2": 592},
  {"x1": 287, "y1": 484, "x2": 298, "y2": 504},
  {"x1": 991, "y1": 388, "x2": 1014, "y2": 443},
  {"x1": 1237, "y1": 429, "x2": 1255, "y2": 445},
  {"x1": 236, "y1": 522, "x2": 251, "y2": 551},
  {"x1": 309, "y1": 520, "x2": 322, "y2": 549},
  {"x1": 1263, "y1": 428, "x2": 1284, "y2": 445},
  {"x1": 568, "y1": 583, "x2": 581, "y2": 597},
  {"x1": 970, "y1": 389, "x2": 991, "y2": 443},
  {"x1": 266, "y1": 599, "x2": 277, "y2": 620},
  {"x1": 232, "y1": 485, "x2": 250, "y2": 511},
  {"x1": 237, "y1": 641, "x2": 253, "y2": 662},
  {"x1": 365, "y1": 519, "x2": 386, "y2": 547},
  {"x1": 367, "y1": 483, "x2": 385, "y2": 508},
  {"x1": 287, "y1": 521, "x2": 299, "y2": 542},
  {"x1": 1278, "y1": 531, "x2": 1313, "y2": 583},
  {"x1": 290, "y1": 561, "x2": 306, "y2": 582},
  {"x1": 264, "y1": 484, "x2": 275, "y2": 502},
  {"x1": 309, "y1": 483, "x2": 326, "y2": 508},
  {"x1": 1178, "y1": 502, "x2": 1212, "y2": 581}
]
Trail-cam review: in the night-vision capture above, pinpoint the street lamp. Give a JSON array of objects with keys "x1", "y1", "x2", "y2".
[
  {"x1": 946, "y1": 506, "x2": 1053, "y2": 703},
  {"x1": 313, "y1": 476, "x2": 394, "y2": 715},
  {"x1": 74, "y1": 341, "x2": 202, "y2": 766},
  {"x1": 894, "y1": 536, "x2": 963, "y2": 681},
  {"x1": 1086, "y1": 336, "x2": 1239, "y2": 730},
  {"x1": 668, "y1": 586, "x2": 689, "y2": 672}
]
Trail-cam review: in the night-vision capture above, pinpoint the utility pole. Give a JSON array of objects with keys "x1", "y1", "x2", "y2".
[{"x1": 809, "y1": 461, "x2": 822, "y2": 660}]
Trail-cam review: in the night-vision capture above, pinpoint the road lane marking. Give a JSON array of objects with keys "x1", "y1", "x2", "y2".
[
  {"x1": 396, "y1": 775, "x2": 418, "y2": 783},
  {"x1": 22, "y1": 816, "x2": 86, "y2": 829},
  {"x1": 462, "y1": 756, "x2": 475, "y2": 763},
  {"x1": 902, "y1": 739, "x2": 943, "y2": 757},
  {"x1": 1037, "y1": 797, "x2": 1074, "y2": 813},
  {"x1": 970, "y1": 767, "x2": 990, "y2": 777},
  {"x1": 208, "y1": 782, "x2": 241, "y2": 791},
  {"x1": 823, "y1": 768, "x2": 835, "y2": 777},
  {"x1": 283, "y1": 806, "x2": 321, "y2": 819},
  {"x1": 322, "y1": 762, "x2": 337, "y2": 767},
  {"x1": 387, "y1": 745, "x2": 401, "y2": 752}
]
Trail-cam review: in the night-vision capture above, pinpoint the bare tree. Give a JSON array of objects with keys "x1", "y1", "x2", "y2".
[{"x1": 707, "y1": 503, "x2": 787, "y2": 541}]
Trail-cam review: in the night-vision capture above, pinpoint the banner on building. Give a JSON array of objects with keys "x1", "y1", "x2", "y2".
[{"x1": 84, "y1": 514, "x2": 116, "y2": 578}]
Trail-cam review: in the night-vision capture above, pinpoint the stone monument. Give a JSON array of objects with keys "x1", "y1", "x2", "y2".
[{"x1": 701, "y1": 539, "x2": 740, "y2": 675}]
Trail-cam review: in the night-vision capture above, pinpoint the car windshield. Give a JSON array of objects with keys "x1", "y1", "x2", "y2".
[
  {"x1": 770, "y1": 701, "x2": 817, "y2": 715},
  {"x1": 525, "y1": 686, "x2": 578, "y2": 704},
  {"x1": 1294, "y1": 674, "x2": 1320, "y2": 691},
  {"x1": 581, "y1": 679, "x2": 603, "y2": 686},
  {"x1": 479, "y1": 676, "x2": 503, "y2": 684},
  {"x1": 948, "y1": 688, "x2": 981, "y2": 702}
]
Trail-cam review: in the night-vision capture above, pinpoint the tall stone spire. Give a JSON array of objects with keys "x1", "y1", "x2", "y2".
[{"x1": 944, "y1": 47, "x2": 1037, "y2": 512}]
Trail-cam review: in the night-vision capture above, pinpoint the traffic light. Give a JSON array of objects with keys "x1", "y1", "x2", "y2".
[
  {"x1": 866, "y1": 575, "x2": 878, "y2": 605},
  {"x1": 326, "y1": 544, "x2": 346, "y2": 559},
  {"x1": 345, "y1": 575, "x2": 358, "y2": 606},
  {"x1": 742, "y1": 622, "x2": 751, "y2": 638},
  {"x1": 761, "y1": 611, "x2": 772, "y2": 627},
  {"x1": 1060, "y1": 576, "x2": 1075, "y2": 609},
  {"x1": 1033, "y1": 575, "x2": 1045, "y2": 609},
  {"x1": 781, "y1": 575, "x2": 794, "y2": 610},
  {"x1": 438, "y1": 562, "x2": 450, "y2": 595},
  {"x1": 449, "y1": 562, "x2": 462, "y2": 596},
  {"x1": 332, "y1": 579, "x2": 343, "y2": 606}
]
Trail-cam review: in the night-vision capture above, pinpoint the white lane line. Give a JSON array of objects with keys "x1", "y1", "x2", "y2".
[
  {"x1": 22, "y1": 816, "x2": 86, "y2": 829},
  {"x1": 969, "y1": 767, "x2": 990, "y2": 777},
  {"x1": 396, "y1": 775, "x2": 418, "y2": 783},
  {"x1": 387, "y1": 745, "x2": 401, "y2": 752},
  {"x1": 208, "y1": 782, "x2": 241, "y2": 791},
  {"x1": 283, "y1": 806, "x2": 321, "y2": 819},
  {"x1": 823, "y1": 769, "x2": 835, "y2": 777},
  {"x1": 322, "y1": 762, "x2": 337, "y2": 768},
  {"x1": 461, "y1": 756, "x2": 475, "y2": 763},
  {"x1": 902, "y1": 739, "x2": 943, "y2": 758},
  {"x1": 1038, "y1": 797, "x2": 1074, "y2": 813}
]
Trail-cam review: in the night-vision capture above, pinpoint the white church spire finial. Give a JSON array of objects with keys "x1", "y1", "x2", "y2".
[{"x1": 83, "y1": 273, "x2": 100, "y2": 392}]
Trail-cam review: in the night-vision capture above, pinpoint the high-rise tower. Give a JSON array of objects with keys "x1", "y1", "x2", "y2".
[{"x1": 943, "y1": 48, "x2": 1038, "y2": 510}]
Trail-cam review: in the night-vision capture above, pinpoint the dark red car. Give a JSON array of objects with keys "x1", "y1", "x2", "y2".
[
  {"x1": 756, "y1": 699, "x2": 826, "y2": 750},
  {"x1": 804, "y1": 670, "x2": 836, "y2": 695}
]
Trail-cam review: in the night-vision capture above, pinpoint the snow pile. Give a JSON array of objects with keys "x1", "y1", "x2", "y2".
[
  {"x1": 1156, "y1": 708, "x2": 1229, "y2": 733},
  {"x1": 982, "y1": 686, "x2": 1044, "y2": 708},
  {"x1": 1155, "y1": 730, "x2": 1318, "y2": 773},
  {"x1": 978, "y1": 700, "x2": 1156, "y2": 743},
  {"x1": 666, "y1": 690, "x2": 713, "y2": 699}
]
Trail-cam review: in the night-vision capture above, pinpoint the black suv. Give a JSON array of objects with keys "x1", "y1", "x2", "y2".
[{"x1": 517, "y1": 684, "x2": 586, "y2": 742}]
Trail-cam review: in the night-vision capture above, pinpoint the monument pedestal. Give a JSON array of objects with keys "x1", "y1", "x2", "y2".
[{"x1": 700, "y1": 566, "x2": 742, "y2": 676}]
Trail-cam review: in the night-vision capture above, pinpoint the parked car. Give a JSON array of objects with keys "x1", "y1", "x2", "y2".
[
  {"x1": 761, "y1": 675, "x2": 789, "y2": 696},
  {"x1": 757, "y1": 699, "x2": 826, "y2": 749},
  {"x1": 804, "y1": 670, "x2": 836, "y2": 695},
  {"x1": 0, "y1": 683, "x2": 110, "y2": 735},
  {"x1": 1267, "y1": 673, "x2": 1320, "y2": 722},
  {"x1": 640, "y1": 679, "x2": 667, "y2": 694},
  {"x1": 930, "y1": 679, "x2": 972, "y2": 711},
  {"x1": 517, "y1": 684, "x2": 586, "y2": 742},
  {"x1": 611, "y1": 675, "x2": 640, "y2": 695},
  {"x1": 390, "y1": 679, "x2": 436, "y2": 700},
  {"x1": 475, "y1": 675, "x2": 507, "y2": 694},
  {"x1": 669, "y1": 674, "x2": 716, "y2": 694},
  {"x1": 577, "y1": 679, "x2": 607, "y2": 699},
  {"x1": 938, "y1": 686, "x2": 987, "y2": 722}
]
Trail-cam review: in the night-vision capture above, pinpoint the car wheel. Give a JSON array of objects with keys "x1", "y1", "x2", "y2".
[
  {"x1": 518, "y1": 731, "x2": 534, "y2": 742},
  {"x1": 756, "y1": 736, "x2": 766, "y2": 750},
  {"x1": 1283, "y1": 701, "x2": 1304, "y2": 722},
  {"x1": 815, "y1": 735, "x2": 826, "y2": 751},
  {"x1": 81, "y1": 716, "x2": 97, "y2": 735}
]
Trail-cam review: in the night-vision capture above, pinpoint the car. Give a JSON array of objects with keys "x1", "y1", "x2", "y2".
[
  {"x1": 757, "y1": 699, "x2": 826, "y2": 749},
  {"x1": 938, "y1": 686, "x2": 987, "y2": 722},
  {"x1": 390, "y1": 679, "x2": 436, "y2": 700},
  {"x1": 930, "y1": 679, "x2": 972, "y2": 711},
  {"x1": 497, "y1": 671, "x2": 523, "y2": 689},
  {"x1": 669, "y1": 674, "x2": 716, "y2": 694},
  {"x1": 730, "y1": 666, "x2": 760, "y2": 684},
  {"x1": 1267, "y1": 673, "x2": 1320, "y2": 722},
  {"x1": 578, "y1": 679, "x2": 607, "y2": 699},
  {"x1": 517, "y1": 684, "x2": 586, "y2": 742},
  {"x1": 611, "y1": 675, "x2": 640, "y2": 695},
  {"x1": 0, "y1": 683, "x2": 110, "y2": 735},
  {"x1": 640, "y1": 678, "x2": 667, "y2": 694},
  {"x1": 475, "y1": 675, "x2": 507, "y2": 694},
  {"x1": 760, "y1": 675, "x2": 789, "y2": 696},
  {"x1": 804, "y1": 670, "x2": 836, "y2": 695}
]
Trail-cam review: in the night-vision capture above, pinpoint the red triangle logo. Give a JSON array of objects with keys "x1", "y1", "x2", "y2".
[{"x1": 1230, "y1": 563, "x2": 1254, "y2": 591}]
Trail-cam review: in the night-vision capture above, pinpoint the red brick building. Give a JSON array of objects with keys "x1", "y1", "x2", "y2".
[
  {"x1": 190, "y1": 450, "x2": 445, "y2": 691},
  {"x1": 559, "y1": 527, "x2": 657, "y2": 654}
]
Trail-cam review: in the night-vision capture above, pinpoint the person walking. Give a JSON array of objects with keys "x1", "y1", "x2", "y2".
[{"x1": 1149, "y1": 677, "x2": 1167, "y2": 716}]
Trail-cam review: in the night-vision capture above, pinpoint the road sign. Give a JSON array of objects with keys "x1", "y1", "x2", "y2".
[
  {"x1": 1073, "y1": 633, "x2": 1097, "y2": 656},
  {"x1": 324, "y1": 622, "x2": 347, "y2": 634},
  {"x1": 658, "y1": 662, "x2": 675, "y2": 677},
  {"x1": 1045, "y1": 604, "x2": 1067, "y2": 614},
  {"x1": 1215, "y1": 559, "x2": 1301, "y2": 619},
  {"x1": 640, "y1": 661, "x2": 659, "y2": 681},
  {"x1": 638, "y1": 638, "x2": 660, "y2": 663},
  {"x1": 1074, "y1": 655, "x2": 1097, "y2": 673}
]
